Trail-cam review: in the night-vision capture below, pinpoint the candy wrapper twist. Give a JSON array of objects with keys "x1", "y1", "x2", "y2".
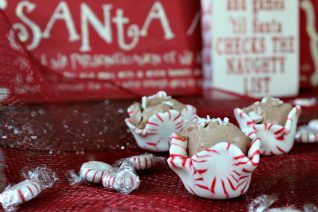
[
  {"x1": 0, "y1": 166, "x2": 58, "y2": 212},
  {"x1": 102, "y1": 161, "x2": 140, "y2": 194}
]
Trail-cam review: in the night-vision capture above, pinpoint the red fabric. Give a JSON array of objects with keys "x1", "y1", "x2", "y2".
[
  {"x1": 2, "y1": 146, "x2": 318, "y2": 211},
  {"x1": 1, "y1": 93, "x2": 318, "y2": 211}
]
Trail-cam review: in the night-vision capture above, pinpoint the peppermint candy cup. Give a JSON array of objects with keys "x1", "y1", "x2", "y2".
[
  {"x1": 0, "y1": 166, "x2": 58, "y2": 212},
  {"x1": 125, "y1": 91, "x2": 197, "y2": 152},
  {"x1": 234, "y1": 99, "x2": 301, "y2": 156},
  {"x1": 168, "y1": 133, "x2": 260, "y2": 199}
]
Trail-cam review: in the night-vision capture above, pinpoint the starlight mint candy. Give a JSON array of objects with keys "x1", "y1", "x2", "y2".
[
  {"x1": 168, "y1": 116, "x2": 261, "y2": 199},
  {"x1": 126, "y1": 91, "x2": 197, "y2": 152},
  {"x1": 295, "y1": 119, "x2": 318, "y2": 143},
  {"x1": 69, "y1": 161, "x2": 140, "y2": 194},
  {"x1": 234, "y1": 97, "x2": 301, "y2": 155},
  {"x1": 68, "y1": 161, "x2": 114, "y2": 185},
  {"x1": 0, "y1": 166, "x2": 58, "y2": 212},
  {"x1": 102, "y1": 161, "x2": 140, "y2": 194},
  {"x1": 114, "y1": 153, "x2": 165, "y2": 170}
]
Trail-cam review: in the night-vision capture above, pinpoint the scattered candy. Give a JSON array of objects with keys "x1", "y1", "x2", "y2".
[
  {"x1": 102, "y1": 161, "x2": 140, "y2": 194},
  {"x1": 248, "y1": 194, "x2": 317, "y2": 212},
  {"x1": 114, "y1": 153, "x2": 165, "y2": 170},
  {"x1": 0, "y1": 166, "x2": 58, "y2": 212},
  {"x1": 248, "y1": 194, "x2": 278, "y2": 212},
  {"x1": 295, "y1": 119, "x2": 318, "y2": 143},
  {"x1": 68, "y1": 161, "x2": 114, "y2": 185},
  {"x1": 68, "y1": 160, "x2": 140, "y2": 194},
  {"x1": 308, "y1": 119, "x2": 318, "y2": 131},
  {"x1": 293, "y1": 98, "x2": 316, "y2": 107}
]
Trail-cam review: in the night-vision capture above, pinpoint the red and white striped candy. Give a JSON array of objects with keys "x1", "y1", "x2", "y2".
[
  {"x1": 102, "y1": 171, "x2": 140, "y2": 194},
  {"x1": 295, "y1": 120, "x2": 318, "y2": 143},
  {"x1": 168, "y1": 132, "x2": 261, "y2": 199},
  {"x1": 128, "y1": 154, "x2": 155, "y2": 170},
  {"x1": 102, "y1": 174, "x2": 116, "y2": 189},
  {"x1": 0, "y1": 180, "x2": 42, "y2": 206},
  {"x1": 102, "y1": 161, "x2": 140, "y2": 194},
  {"x1": 102, "y1": 174, "x2": 140, "y2": 194},
  {"x1": 234, "y1": 105, "x2": 302, "y2": 155},
  {"x1": 102, "y1": 174, "x2": 139, "y2": 191},
  {"x1": 80, "y1": 161, "x2": 114, "y2": 184},
  {"x1": 295, "y1": 129, "x2": 318, "y2": 143}
]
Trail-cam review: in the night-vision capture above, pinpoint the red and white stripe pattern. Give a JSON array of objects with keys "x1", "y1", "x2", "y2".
[
  {"x1": 125, "y1": 91, "x2": 197, "y2": 152},
  {"x1": 125, "y1": 103, "x2": 197, "y2": 152},
  {"x1": 295, "y1": 130, "x2": 318, "y2": 143},
  {"x1": 80, "y1": 161, "x2": 114, "y2": 184},
  {"x1": 102, "y1": 174, "x2": 138, "y2": 190},
  {"x1": 181, "y1": 104, "x2": 197, "y2": 122},
  {"x1": 128, "y1": 154, "x2": 155, "y2": 170},
  {"x1": 168, "y1": 134, "x2": 191, "y2": 172},
  {"x1": 234, "y1": 108, "x2": 256, "y2": 130},
  {"x1": 0, "y1": 180, "x2": 42, "y2": 207},
  {"x1": 102, "y1": 174, "x2": 117, "y2": 189},
  {"x1": 295, "y1": 119, "x2": 318, "y2": 143},
  {"x1": 235, "y1": 105, "x2": 302, "y2": 156},
  {"x1": 168, "y1": 132, "x2": 260, "y2": 199},
  {"x1": 102, "y1": 172, "x2": 140, "y2": 194}
]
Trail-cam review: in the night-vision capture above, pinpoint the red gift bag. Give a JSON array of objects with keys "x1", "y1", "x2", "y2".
[{"x1": 0, "y1": 0, "x2": 202, "y2": 103}]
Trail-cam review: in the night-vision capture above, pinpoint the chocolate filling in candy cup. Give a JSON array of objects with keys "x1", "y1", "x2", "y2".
[
  {"x1": 234, "y1": 98, "x2": 301, "y2": 156},
  {"x1": 125, "y1": 91, "x2": 197, "y2": 152},
  {"x1": 167, "y1": 132, "x2": 260, "y2": 199}
]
